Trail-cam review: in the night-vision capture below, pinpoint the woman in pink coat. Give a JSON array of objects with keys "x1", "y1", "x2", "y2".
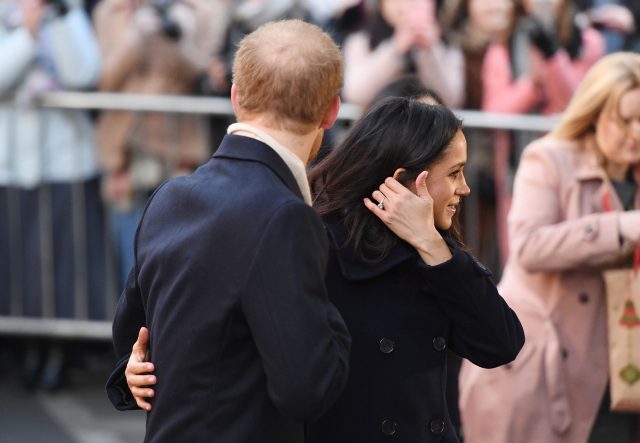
[{"x1": 460, "y1": 52, "x2": 640, "y2": 442}]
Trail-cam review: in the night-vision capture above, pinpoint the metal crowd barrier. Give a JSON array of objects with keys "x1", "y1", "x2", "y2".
[{"x1": 0, "y1": 92, "x2": 557, "y2": 340}]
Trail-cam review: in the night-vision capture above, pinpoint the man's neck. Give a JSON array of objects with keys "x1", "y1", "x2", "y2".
[{"x1": 236, "y1": 119, "x2": 317, "y2": 166}]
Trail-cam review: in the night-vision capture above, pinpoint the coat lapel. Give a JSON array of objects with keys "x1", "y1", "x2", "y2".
[
  {"x1": 573, "y1": 146, "x2": 623, "y2": 213},
  {"x1": 213, "y1": 134, "x2": 304, "y2": 201}
]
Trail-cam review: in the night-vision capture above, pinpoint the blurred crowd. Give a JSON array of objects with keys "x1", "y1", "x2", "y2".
[{"x1": 0, "y1": 0, "x2": 639, "y2": 427}]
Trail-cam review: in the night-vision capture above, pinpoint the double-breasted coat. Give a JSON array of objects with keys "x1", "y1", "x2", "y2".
[
  {"x1": 306, "y1": 215, "x2": 525, "y2": 443},
  {"x1": 460, "y1": 138, "x2": 640, "y2": 443},
  {"x1": 105, "y1": 135, "x2": 351, "y2": 443}
]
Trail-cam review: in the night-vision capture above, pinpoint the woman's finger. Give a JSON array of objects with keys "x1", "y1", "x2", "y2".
[
  {"x1": 127, "y1": 373, "x2": 156, "y2": 388},
  {"x1": 126, "y1": 361, "x2": 154, "y2": 377},
  {"x1": 383, "y1": 176, "x2": 409, "y2": 193},
  {"x1": 364, "y1": 198, "x2": 387, "y2": 219},
  {"x1": 131, "y1": 386, "x2": 155, "y2": 399},
  {"x1": 372, "y1": 190, "x2": 386, "y2": 204},
  {"x1": 379, "y1": 183, "x2": 396, "y2": 200},
  {"x1": 415, "y1": 171, "x2": 431, "y2": 200},
  {"x1": 133, "y1": 394, "x2": 153, "y2": 411}
]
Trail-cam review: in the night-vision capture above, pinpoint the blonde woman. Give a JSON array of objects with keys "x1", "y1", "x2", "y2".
[{"x1": 460, "y1": 52, "x2": 640, "y2": 443}]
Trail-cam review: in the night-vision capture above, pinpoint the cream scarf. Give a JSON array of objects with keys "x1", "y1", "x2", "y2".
[{"x1": 227, "y1": 123, "x2": 312, "y2": 205}]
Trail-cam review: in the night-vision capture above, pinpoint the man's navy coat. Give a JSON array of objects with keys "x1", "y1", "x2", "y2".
[{"x1": 106, "y1": 135, "x2": 351, "y2": 443}]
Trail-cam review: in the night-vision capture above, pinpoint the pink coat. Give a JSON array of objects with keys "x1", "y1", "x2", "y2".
[{"x1": 459, "y1": 137, "x2": 640, "y2": 443}]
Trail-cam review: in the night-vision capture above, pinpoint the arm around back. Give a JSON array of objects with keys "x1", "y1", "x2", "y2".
[{"x1": 106, "y1": 266, "x2": 147, "y2": 411}]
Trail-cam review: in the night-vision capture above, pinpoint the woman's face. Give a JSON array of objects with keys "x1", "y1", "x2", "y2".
[
  {"x1": 468, "y1": 0, "x2": 513, "y2": 38},
  {"x1": 409, "y1": 130, "x2": 470, "y2": 230},
  {"x1": 595, "y1": 88, "x2": 640, "y2": 180}
]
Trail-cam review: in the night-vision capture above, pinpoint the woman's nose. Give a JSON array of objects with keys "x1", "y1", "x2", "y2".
[{"x1": 458, "y1": 174, "x2": 471, "y2": 196}]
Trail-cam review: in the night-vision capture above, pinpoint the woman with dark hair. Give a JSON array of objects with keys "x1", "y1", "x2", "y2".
[
  {"x1": 122, "y1": 97, "x2": 524, "y2": 442},
  {"x1": 306, "y1": 96, "x2": 523, "y2": 442}
]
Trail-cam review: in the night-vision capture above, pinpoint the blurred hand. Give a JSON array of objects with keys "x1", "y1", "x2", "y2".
[
  {"x1": 104, "y1": 170, "x2": 133, "y2": 204},
  {"x1": 392, "y1": 25, "x2": 415, "y2": 54},
  {"x1": 411, "y1": 24, "x2": 440, "y2": 50},
  {"x1": 619, "y1": 211, "x2": 640, "y2": 244},
  {"x1": 133, "y1": 6, "x2": 162, "y2": 37},
  {"x1": 404, "y1": 0, "x2": 440, "y2": 50},
  {"x1": 125, "y1": 327, "x2": 157, "y2": 411},
  {"x1": 589, "y1": 4, "x2": 635, "y2": 34},
  {"x1": 21, "y1": 0, "x2": 45, "y2": 37}
]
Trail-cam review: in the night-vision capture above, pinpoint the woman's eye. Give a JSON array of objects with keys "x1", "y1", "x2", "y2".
[{"x1": 450, "y1": 170, "x2": 460, "y2": 178}]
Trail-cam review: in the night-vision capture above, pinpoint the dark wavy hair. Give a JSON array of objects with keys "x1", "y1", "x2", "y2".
[{"x1": 309, "y1": 96, "x2": 464, "y2": 262}]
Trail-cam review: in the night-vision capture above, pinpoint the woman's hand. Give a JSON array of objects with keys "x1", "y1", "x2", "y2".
[
  {"x1": 364, "y1": 171, "x2": 452, "y2": 265},
  {"x1": 589, "y1": 4, "x2": 635, "y2": 34},
  {"x1": 125, "y1": 327, "x2": 157, "y2": 411},
  {"x1": 392, "y1": 25, "x2": 415, "y2": 54}
]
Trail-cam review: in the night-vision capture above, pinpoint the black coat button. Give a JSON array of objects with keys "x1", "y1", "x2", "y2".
[
  {"x1": 579, "y1": 293, "x2": 589, "y2": 304},
  {"x1": 432, "y1": 336, "x2": 446, "y2": 352},
  {"x1": 379, "y1": 338, "x2": 395, "y2": 354},
  {"x1": 429, "y1": 419, "x2": 445, "y2": 434},
  {"x1": 381, "y1": 419, "x2": 398, "y2": 435}
]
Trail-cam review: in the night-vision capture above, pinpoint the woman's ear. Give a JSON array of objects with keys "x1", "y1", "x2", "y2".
[{"x1": 392, "y1": 168, "x2": 407, "y2": 180}]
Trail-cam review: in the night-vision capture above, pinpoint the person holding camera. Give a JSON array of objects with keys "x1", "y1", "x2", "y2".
[
  {"x1": 342, "y1": 0, "x2": 464, "y2": 108},
  {"x1": 482, "y1": 0, "x2": 605, "y2": 117},
  {"x1": 480, "y1": 0, "x2": 606, "y2": 264},
  {"x1": 0, "y1": 0, "x2": 103, "y2": 389},
  {"x1": 92, "y1": 0, "x2": 228, "y2": 291}
]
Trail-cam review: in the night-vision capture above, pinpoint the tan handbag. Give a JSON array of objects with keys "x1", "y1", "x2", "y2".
[{"x1": 604, "y1": 248, "x2": 640, "y2": 412}]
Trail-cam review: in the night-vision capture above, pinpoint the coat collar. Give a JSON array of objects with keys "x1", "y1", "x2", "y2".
[
  {"x1": 213, "y1": 134, "x2": 304, "y2": 201},
  {"x1": 571, "y1": 139, "x2": 640, "y2": 212},
  {"x1": 323, "y1": 214, "x2": 420, "y2": 281}
]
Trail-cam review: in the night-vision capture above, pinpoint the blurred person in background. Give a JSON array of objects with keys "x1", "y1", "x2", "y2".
[
  {"x1": 575, "y1": 0, "x2": 640, "y2": 53},
  {"x1": 0, "y1": 0, "x2": 103, "y2": 389},
  {"x1": 484, "y1": 0, "x2": 605, "y2": 116},
  {"x1": 440, "y1": 0, "x2": 515, "y2": 111},
  {"x1": 440, "y1": 0, "x2": 516, "y2": 275},
  {"x1": 481, "y1": 0, "x2": 606, "y2": 263},
  {"x1": 341, "y1": 0, "x2": 464, "y2": 108},
  {"x1": 460, "y1": 52, "x2": 640, "y2": 443},
  {"x1": 92, "y1": 0, "x2": 228, "y2": 291}
]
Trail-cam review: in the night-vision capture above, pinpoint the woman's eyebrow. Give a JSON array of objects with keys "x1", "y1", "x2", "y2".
[{"x1": 449, "y1": 162, "x2": 466, "y2": 170}]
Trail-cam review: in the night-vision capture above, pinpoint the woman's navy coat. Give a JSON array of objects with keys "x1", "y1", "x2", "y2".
[{"x1": 307, "y1": 216, "x2": 525, "y2": 443}]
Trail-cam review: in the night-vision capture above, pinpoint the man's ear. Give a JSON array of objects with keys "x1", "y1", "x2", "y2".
[
  {"x1": 393, "y1": 168, "x2": 407, "y2": 181},
  {"x1": 230, "y1": 83, "x2": 240, "y2": 115},
  {"x1": 320, "y1": 96, "x2": 341, "y2": 130}
]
